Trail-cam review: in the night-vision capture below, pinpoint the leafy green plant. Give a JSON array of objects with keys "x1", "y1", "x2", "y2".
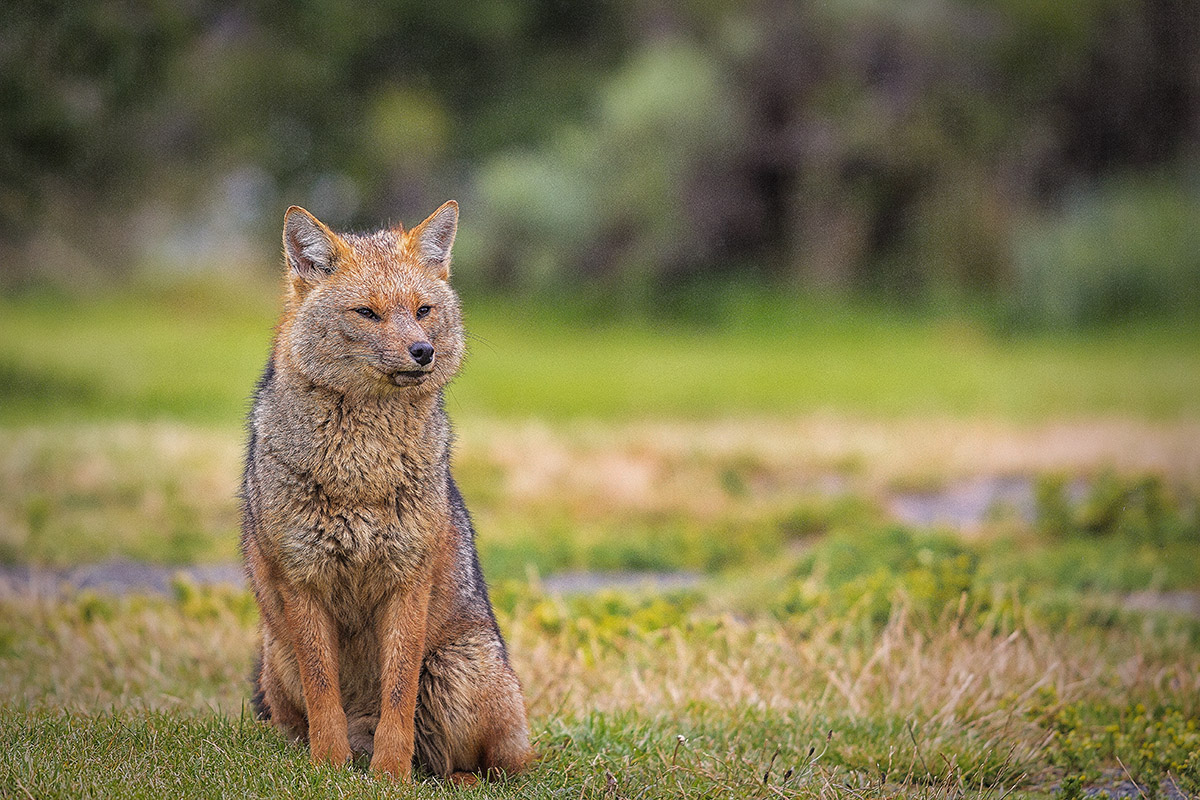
[{"x1": 1035, "y1": 472, "x2": 1198, "y2": 545}]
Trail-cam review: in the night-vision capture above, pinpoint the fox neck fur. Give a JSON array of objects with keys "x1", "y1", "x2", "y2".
[
  {"x1": 250, "y1": 359, "x2": 452, "y2": 592},
  {"x1": 254, "y1": 349, "x2": 452, "y2": 504}
]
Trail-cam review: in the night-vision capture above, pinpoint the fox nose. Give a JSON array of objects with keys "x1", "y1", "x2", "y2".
[{"x1": 409, "y1": 341, "x2": 434, "y2": 366}]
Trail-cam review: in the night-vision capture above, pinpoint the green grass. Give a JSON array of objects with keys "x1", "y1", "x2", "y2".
[
  {"x1": 2, "y1": 284, "x2": 1199, "y2": 425},
  {"x1": 2, "y1": 510, "x2": 1199, "y2": 798},
  {"x1": 0, "y1": 284, "x2": 275, "y2": 425},
  {"x1": 3, "y1": 280, "x2": 1199, "y2": 797},
  {"x1": 0, "y1": 707, "x2": 1047, "y2": 799},
  {"x1": 459, "y1": 301, "x2": 1200, "y2": 421}
]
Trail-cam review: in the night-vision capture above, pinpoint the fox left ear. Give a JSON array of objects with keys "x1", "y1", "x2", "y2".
[
  {"x1": 410, "y1": 200, "x2": 458, "y2": 281},
  {"x1": 283, "y1": 206, "x2": 340, "y2": 283}
]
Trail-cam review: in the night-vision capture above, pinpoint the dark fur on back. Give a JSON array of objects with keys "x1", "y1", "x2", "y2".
[
  {"x1": 446, "y1": 478, "x2": 508, "y2": 661},
  {"x1": 244, "y1": 358, "x2": 274, "y2": 723}
]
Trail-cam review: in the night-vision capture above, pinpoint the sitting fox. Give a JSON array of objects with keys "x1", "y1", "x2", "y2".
[{"x1": 241, "y1": 201, "x2": 532, "y2": 783}]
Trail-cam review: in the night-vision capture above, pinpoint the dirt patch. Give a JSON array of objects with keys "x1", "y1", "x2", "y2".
[{"x1": 0, "y1": 560, "x2": 244, "y2": 595}]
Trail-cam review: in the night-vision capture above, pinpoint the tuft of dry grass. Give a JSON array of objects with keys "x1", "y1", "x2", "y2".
[
  {"x1": 512, "y1": 597, "x2": 1200, "y2": 733},
  {"x1": 0, "y1": 585, "x2": 256, "y2": 713}
]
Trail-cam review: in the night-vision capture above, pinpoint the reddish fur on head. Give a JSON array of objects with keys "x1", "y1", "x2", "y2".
[{"x1": 277, "y1": 202, "x2": 463, "y2": 400}]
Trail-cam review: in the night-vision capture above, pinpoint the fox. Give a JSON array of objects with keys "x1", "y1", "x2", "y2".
[{"x1": 240, "y1": 201, "x2": 533, "y2": 783}]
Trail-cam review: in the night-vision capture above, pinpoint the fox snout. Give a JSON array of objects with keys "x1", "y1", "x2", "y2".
[
  {"x1": 408, "y1": 341, "x2": 434, "y2": 367},
  {"x1": 379, "y1": 346, "x2": 432, "y2": 367},
  {"x1": 378, "y1": 340, "x2": 435, "y2": 384}
]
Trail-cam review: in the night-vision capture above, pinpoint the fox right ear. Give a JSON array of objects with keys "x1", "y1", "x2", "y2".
[{"x1": 283, "y1": 206, "x2": 338, "y2": 282}]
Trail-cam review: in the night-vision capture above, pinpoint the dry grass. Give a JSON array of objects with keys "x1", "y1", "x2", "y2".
[
  {"x1": 513, "y1": 597, "x2": 1200, "y2": 742},
  {"x1": 457, "y1": 415, "x2": 1200, "y2": 501},
  {"x1": 3, "y1": 416, "x2": 1197, "y2": 568},
  {"x1": 0, "y1": 587, "x2": 256, "y2": 714},
  {"x1": 9, "y1": 587, "x2": 1195, "y2": 729},
  {"x1": 0, "y1": 424, "x2": 242, "y2": 564},
  {"x1": 3, "y1": 582, "x2": 1197, "y2": 796}
]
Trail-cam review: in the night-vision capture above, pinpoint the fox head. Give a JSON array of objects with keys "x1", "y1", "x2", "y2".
[{"x1": 276, "y1": 201, "x2": 465, "y2": 399}]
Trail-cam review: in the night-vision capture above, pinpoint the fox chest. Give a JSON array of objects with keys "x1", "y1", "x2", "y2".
[{"x1": 266, "y1": 481, "x2": 442, "y2": 591}]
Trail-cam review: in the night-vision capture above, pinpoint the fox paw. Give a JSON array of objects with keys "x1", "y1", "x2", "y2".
[
  {"x1": 448, "y1": 771, "x2": 480, "y2": 787},
  {"x1": 369, "y1": 759, "x2": 412, "y2": 782},
  {"x1": 309, "y1": 734, "x2": 352, "y2": 766}
]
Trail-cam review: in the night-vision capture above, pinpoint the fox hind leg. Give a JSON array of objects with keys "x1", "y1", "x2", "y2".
[
  {"x1": 414, "y1": 635, "x2": 532, "y2": 780},
  {"x1": 255, "y1": 643, "x2": 309, "y2": 743}
]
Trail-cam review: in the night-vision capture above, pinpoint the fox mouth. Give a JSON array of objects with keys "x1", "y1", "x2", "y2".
[{"x1": 390, "y1": 369, "x2": 430, "y2": 385}]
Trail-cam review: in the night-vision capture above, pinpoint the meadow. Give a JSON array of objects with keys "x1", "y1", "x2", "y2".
[{"x1": 2, "y1": 285, "x2": 1199, "y2": 798}]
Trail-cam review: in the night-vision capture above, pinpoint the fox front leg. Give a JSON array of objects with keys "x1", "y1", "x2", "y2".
[
  {"x1": 370, "y1": 584, "x2": 431, "y2": 781},
  {"x1": 278, "y1": 584, "x2": 352, "y2": 766}
]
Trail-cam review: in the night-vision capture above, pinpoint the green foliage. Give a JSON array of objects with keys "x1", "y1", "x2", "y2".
[
  {"x1": 761, "y1": 481, "x2": 1200, "y2": 639},
  {"x1": 987, "y1": 535, "x2": 1200, "y2": 597},
  {"x1": 171, "y1": 576, "x2": 258, "y2": 625},
  {"x1": 775, "y1": 526, "x2": 983, "y2": 630},
  {"x1": 1008, "y1": 177, "x2": 1200, "y2": 330},
  {"x1": 1027, "y1": 689, "x2": 1200, "y2": 797},
  {"x1": 479, "y1": 511, "x2": 790, "y2": 583},
  {"x1": 517, "y1": 589, "x2": 702, "y2": 651},
  {"x1": 1035, "y1": 472, "x2": 1198, "y2": 545},
  {"x1": 0, "y1": 0, "x2": 192, "y2": 242},
  {"x1": 470, "y1": 36, "x2": 740, "y2": 299}
]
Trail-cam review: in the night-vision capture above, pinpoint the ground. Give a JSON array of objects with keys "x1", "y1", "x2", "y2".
[{"x1": 1, "y1": 287, "x2": 1198, "y2": 798}]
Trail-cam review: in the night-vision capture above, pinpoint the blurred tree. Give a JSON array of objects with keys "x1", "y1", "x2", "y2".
[
  {"x1": 471, "y1": 0, "x2": 1199, "y2": 314},
  {"x1": 0, "y1": 0, "x2": 194, "y2": 281},
  {"x1": 1, "y1": 0, "x2": 1197, "y2": 325},
  {"x1": 161, "y1": 0, "x2": 626, "y2": 227}
]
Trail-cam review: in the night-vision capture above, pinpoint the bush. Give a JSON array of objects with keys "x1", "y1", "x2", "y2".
[{"x1": 1007, "y1": 175, "x2": 1200, "y2": 329}]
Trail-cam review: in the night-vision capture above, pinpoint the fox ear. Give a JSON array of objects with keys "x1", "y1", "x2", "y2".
[
  {"x1": 283, "y1": 206, "x2": 339, "y2": 282},
  {"x1": 410, "y1": 200, "x2": 458, "y2": 281}
]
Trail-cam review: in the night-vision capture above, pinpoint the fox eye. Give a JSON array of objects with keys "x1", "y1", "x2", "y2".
[
  {"x1": 415, "y1": 305, "x2": 432, "y2": 320},
  {"x1": 353, "y1": 307, "x2": 380, "y2": 321}
]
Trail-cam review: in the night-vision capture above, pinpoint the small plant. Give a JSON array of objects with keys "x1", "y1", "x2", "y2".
[
  {"x1": 1058, "y1": 773, "x2": 1085, "y2": 799},
  {"x1": 1035, "y1": 472, "x2": 1198, "y2": 545},
  {"x1": 1031, "y1": 698, "x2": 1200, "y2": 798}
]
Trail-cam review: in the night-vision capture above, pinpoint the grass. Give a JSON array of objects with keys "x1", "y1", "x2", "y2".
[
  {"x1": 2, "y1": 421, "x2": 1198, "y2": 797},
  {"x1": 2, "y1": 280, "x2": 1199, "y2": 797},
  {"x1": 3, "y1": 511, "x2": 1199, "y2": 797},
  {"x1": 2, "y1": 283, "x2": 1200, "y2": 425}
]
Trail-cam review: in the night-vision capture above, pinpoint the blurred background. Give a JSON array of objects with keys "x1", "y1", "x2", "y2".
[
  {"x1": 3, "y1": 6, "x2": 1200, "y2": 794},
  {"x1": 2, "y1": 0, "x2": 1198, "y2": 579},
  {"x1": 3, "y1": 0, "x2": 1198, "y2": 331}
]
